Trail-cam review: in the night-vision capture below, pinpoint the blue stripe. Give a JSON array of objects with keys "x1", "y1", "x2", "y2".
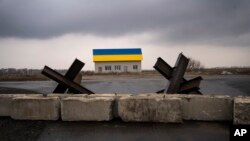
[{"x1": 93, "y1": 48, "x2": 142, "y2": 55}]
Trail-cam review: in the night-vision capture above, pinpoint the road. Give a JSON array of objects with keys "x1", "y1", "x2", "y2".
[
  {"x1": 0, "y1": 75, "x2": 249, "y2": 96},
  {"x1": 0, "y1": 117, "x2": 229, "y2": 141},
  {"x1": 0, "y1": 75, "x2": 249, "y2": 141}
]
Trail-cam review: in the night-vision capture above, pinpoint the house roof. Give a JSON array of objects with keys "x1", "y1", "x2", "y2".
[{"x1": 93, "y1": 48, "x2": 143, "y2": 62}]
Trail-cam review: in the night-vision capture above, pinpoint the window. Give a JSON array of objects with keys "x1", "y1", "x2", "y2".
[
  {"x1": 133, "y1": 65, "x2": 138, "y2": 70},
  {"x1": 105, "y1": 66, "x2": 112, "y2": 71},
  {"x1": 115, "y1": 65, "x2": 121, "y2": 70}
]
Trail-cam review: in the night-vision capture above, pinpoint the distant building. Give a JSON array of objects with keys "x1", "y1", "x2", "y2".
[{"x1": 93, "y1": 48, "x2": 143, "y2": 73}]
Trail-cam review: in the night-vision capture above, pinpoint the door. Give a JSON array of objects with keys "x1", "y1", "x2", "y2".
[
  {"x1": 124, "y1": 66, "x2": 128, "y2": 72},
  {"x1": 98, "y1": 67, "x2": 102, "y2": 73}
]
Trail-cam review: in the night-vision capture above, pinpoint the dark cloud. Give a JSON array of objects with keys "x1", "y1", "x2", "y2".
[{"x1": 0, "y1": 0, "x2": 250, "y2": 46}]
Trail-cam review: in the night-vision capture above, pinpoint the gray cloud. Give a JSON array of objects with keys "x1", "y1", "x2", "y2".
[{"x1": 0, "y1": 0, "x2": 250, "y2": 46}]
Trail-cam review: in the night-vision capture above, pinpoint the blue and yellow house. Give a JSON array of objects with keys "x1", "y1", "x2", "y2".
[{"x1": 93, "y1": 48, "x2": 143, "y2": 73}]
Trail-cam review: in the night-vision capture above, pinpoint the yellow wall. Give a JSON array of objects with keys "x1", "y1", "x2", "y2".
[{"x1": 93, "y1": 55, "x2": 143, "y2": 62}]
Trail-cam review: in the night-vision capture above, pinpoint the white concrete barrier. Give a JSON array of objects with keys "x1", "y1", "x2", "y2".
[
  {"x1": 234, "y1": 97, "x2": 250, "y2": 125},
  {"x1": 0, "y1": 94, "x2": 43, "y2": 116},
  {"x1": 1, "y1": 93, "x2": 249, "y2": 124},
  {"x1": 87, "y1": 94, "x2": 132, "y2": 98},
  {"x1": 0, "y1": 94, "x2": 13, "y2": 116},
  {"x1": 46, "y1": 94, "x2": 88, "y2": 99},
  {"x1": 11, "y1": 96, "x2": 60, "y2": 120},
  {"x1": 61, "y1": 97, "x2": 115, "y2": 121},
  {"x1": 165, "y1": 94, "x2": 233, "y2": 121},
  {"x1": 118, "y1": 96, "x2": 182, "y2": 123},
  {"x1": 182, "y1": 95, "x2": 233, "y2": 121},
  {"x1": 87, "y1": 94, "x2": 131, "y2": 118},
  {"x1": 135, "y1": 93, "x2": 164, "y2": 98}
]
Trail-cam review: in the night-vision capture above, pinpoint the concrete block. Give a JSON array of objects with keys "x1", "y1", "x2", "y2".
[
  {"x1": 118, "y1": 96, "x2": 182, "y2": 123},
  {"x1": 135, "y1": 93, "x2": 164, "y2": 98},
  {"x1": 13, "y1": 94, "x2": 44, "y2": 97},
  {"x1": 115, "y1": 94, "x2": 132, "y2": 97},
  {"x1": 46, "y1": 94, "x2": 74, "y2": 97},
  {"x1": 0, "y1": 94, "x2": 43, "y2": 116},
  {"x1": 87, "y1": 94, "x2": 131, "y2": 98},
  {"x1": 46, "y1": 94, "x2": 87, "y2": 99},
  {"x1": 61, "y1": 97, "x2": 115, "y2": 121},
  {"x1": 234, "y1": 97, "x2": 250, "y2": 125},
  {"x1": 87, "y1": 94, "x2": 132, "y2": 118},
  {"x1": 0, "y1": 94, "x2": 14, "y2": 116},
  {"x1": 179, "y1": 95, "x2": 233, "y2": 121},
  {"x1": 87, "y1": 94, "x2": 116, "y2": 97},
  {"x1": 11, "y1": 96, "x2": 60, "y2": 120}
]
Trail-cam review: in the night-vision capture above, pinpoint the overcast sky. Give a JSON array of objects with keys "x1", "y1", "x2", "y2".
[{"x1": 0, "y1": 0, "x2": 250, "y2": 70}]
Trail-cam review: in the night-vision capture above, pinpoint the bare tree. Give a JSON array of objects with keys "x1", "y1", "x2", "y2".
[{"x1": 187, "y1": 57, "x2": 204, "y2": 72}]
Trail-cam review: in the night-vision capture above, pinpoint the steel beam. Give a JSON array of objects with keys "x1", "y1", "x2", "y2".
[
  {"x1": 179, "y1": 76, "x2": 202, "y2": 92},
  {"x1": 54, "y1": 59, "x2": 84, "y2": 93},
  {"x1": 68, "y1": 73, "x2": 82, "y2": 93},
  {"x1": 42, "y1": 66, "x2": 94, "y2": 94},
  {"x1": 167, "y1": 53, "x2": 189, "y2": 93},
  {"x1": 153, "y1": 57, "x2": 173, "y2": 79},
  {"x1": 154, "y1": 53, "x2": 203, "y2": 94}
]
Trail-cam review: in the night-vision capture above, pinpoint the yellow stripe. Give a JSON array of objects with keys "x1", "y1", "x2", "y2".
[{"x1": 93, "y1": 55, "x2": 143, "y2": 62}]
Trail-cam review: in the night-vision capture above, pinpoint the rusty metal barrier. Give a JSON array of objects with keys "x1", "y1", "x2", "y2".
[
  {"x1": 154, "y1": 53, "x2": 202, "y2": 94},
  {"x1": 41, "y1": 59, "x2": 94, "y2": 94}
]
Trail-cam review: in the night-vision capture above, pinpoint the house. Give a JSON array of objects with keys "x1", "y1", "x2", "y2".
[{"x1": 93, "y1": 48, "x2": 143, "y2": 73}]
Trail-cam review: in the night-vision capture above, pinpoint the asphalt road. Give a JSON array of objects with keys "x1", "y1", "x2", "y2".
[
  {"x1": 0, "y1": 75, "x2": 249, "y2": 141},
  {"x1": 0, "y1": 75, "x2": 249, "y2": 96},
  {"x1": 36, "y1": 120, "x2": 230, "y2": 141},
  {"x1": 0, "y1": 117, "x2": 230, "y2": 141}
]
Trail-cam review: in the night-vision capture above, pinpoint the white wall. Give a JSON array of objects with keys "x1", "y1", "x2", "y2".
[{"x1": 94, "y1": 61, "x2": 141, "y2": 73}]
